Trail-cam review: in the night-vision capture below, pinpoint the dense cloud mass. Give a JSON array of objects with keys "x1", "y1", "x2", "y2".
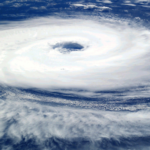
[
  {"x1": 0, "y1": 0, "x2": 150, "y2": 150},
  {"x1": 1, "y1": 17, "x2": 150, "y2": 93}
]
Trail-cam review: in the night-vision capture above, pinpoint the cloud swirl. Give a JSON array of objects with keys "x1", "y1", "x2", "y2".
[{"x1": 1, "y1": 15, "x2": 150, "y2": 149}]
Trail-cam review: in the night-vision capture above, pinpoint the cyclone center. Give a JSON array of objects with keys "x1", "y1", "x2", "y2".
[{"x1": 53, "y1": 42, "x2": 84, "y2": 53}]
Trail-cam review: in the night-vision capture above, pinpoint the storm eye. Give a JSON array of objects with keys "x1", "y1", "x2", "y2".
[{"x1": 53, "y1": 42, "x2": 84, "y2": 53}]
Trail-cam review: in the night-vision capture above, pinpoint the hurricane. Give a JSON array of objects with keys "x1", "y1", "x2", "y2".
[{"x1": 0, "y1": 0, "x2": 150, "y2": 150}]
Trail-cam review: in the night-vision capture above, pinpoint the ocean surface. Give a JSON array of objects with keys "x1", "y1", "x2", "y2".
[{"x1": 0, "y1": 0, "x2": 150, "y2": 149}]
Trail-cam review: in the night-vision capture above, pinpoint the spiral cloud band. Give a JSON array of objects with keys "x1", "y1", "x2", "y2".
[
  {"x1": 1, "y1": 17, "x2": 150, "y2": 93},
  {"x1": 1, "y1": 16, "x2": 150, "y2": 149}
]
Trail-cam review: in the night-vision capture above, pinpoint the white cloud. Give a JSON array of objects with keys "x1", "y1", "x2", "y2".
[
  {"x1": 96, "y1": 0, "x2": 112, "y2": 3},
  {"x1": 135, "y1": 0, "x2": 150, "y2": 3},
  {"x1": 72, "y1": 3, "x2": 98, "y2": 9},
  {"x1": 0, "y1": 98, "x2": 150, "y2": 144},
  {"x1": 1, "y1": 17, "x2": 150, "y2": 97},
  {"x1": 103, "y1": 0, "x2": 112, "y2": 3},
  {"x1": 12, "y1": 3, "x2": 23, "y2": 7},
  {"x1": 72, "y1": 3, "x2": 111, "y2": 10}
]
